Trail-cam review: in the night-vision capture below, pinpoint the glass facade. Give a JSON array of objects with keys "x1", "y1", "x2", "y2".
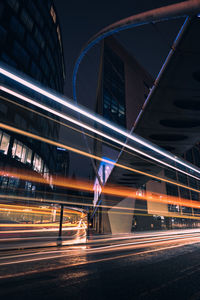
[
  {"x1": 103, "y1": 44, "x2": 126, "y2": 128},
  {"x1": 0, "y1": 0, "x2": 68, "y2": 193},
  {"x1": 0, "y1": 0, "x2": 65, "y2": 92},
  {"x1": 164, "y1": 144, "x2": 200, "y2": 222},
  {"x1": 0, "y1": 130, "x2": 10, "y2": 155}
]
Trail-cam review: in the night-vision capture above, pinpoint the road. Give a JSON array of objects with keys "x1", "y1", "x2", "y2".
[{"x1": 1, "y1": 229, "x2": 200, "y2": 299}]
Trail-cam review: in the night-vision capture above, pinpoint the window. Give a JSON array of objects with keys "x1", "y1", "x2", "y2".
[
  {"x1": 166, "y1": 183, "x2": 179, "y2": 213},
  {"x1": 40, "y1": 56, "x2": 49, "y2": 77},
  {"x1": 164, "y1": 169, "x2": 177, "y2": 181},
  {"x1": 103, "y1": 44, "x2": 126, "y2": 128},
  {"x1": 26, "y1": 148, "x2": 32, "y2": 164},
  {"x1": 33, "y1": 154, "x2": 43, "y2": 173},
  {"x1": 31, "y1": 61, "x2": 42, "y2": 81},
  {"x1": 0, "y1": 25, "x2": 6, "y2": 46},
  {"x1": 1, "y1": 52, "x2": 17, "y2": 68},
  {"x1": 34, "y1": 27, "x2": 45, "y2": 49},
  {"x1": 0, "y1": 3, "x2": 4, "y2": 19},
  {"x1": 7, "y1": 0, "x2": 19, "y2": 12},
  {"x1": 12, "y1": 139, "x2": 32, "y2": 164},
  {"x1": 15, "y1": 141, "x2": 23, "y2": 160},
  {"x1": 14, "y1": 114, "x2": 26, "y2": 129},
  {"x1": 0, "y1": 132, "x2": 10, "y2": 155},
  {"x1": 26, "y1": 35, "x2": 39, "y2": 58},
  {"x1": 21, "y1": 9, "x2": 33, "y2": 31},
  {"x1": 0, "y1": 103, "x2": 7, "y2": 115},
  {"x1": 177, "y1": 172, "x2": 188, "y2": 185},
  {"x1": 13, "y1": 41, "x2": 29, "y2": 68},
  {"x1": 46, "y1": 47, "x2": 54, "y2": 71},
  {"x1": 10, "y1": 16, "x2": 25, "y2": 40},
  {"x1": 28, "y1": 0, "x2": 43, "y2": 29},
  {"x1": 179, "y1": 187, "x2": 190, "y2": 200}
]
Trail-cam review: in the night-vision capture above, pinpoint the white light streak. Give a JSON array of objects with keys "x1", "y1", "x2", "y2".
[
  {"x1": 1, "y1": 85, "x2": 200, "y2": 182},
  {"x1": 0, "y1": 67, "x2": 199, "y2": 177}
]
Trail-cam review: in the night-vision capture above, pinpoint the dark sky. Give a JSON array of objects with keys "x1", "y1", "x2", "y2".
[{"x1": 53, "y1": 0, "x2": 186, "y2": 178}]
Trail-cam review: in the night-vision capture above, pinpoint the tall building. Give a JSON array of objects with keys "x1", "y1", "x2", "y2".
[
  {"x1": 93, "y1": 17, "x2": 200, "y2": 234},
  {"x1": 0, "y1": 0, "x2": 69, "y2": 195},
  {"x1": 93, "y1": 37, "x2": 154, "y2": 233},
  {"x1": 0, "y1": 0, "x2": 65, "y2": 92}
]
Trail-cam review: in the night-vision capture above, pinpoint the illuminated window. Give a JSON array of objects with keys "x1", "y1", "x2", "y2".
[
  {"x1": 33, "y1": 154, "x2": 43, "y2": 173},
  {"x1": 0, "y1": 132, "x2": 10, "y2": 155},
  {"x1": 15, "y1": 141, "x2": 23, "y2": 160},
  {"x1": 43, "y1": 165, "x2": 49, "y2": 180},
  {"x1": 12, "y1": 139, "x2": 32, "y2": 164},
  {"x1": 50, "y1": 6, "x2": 56, "y2": 23},
  {"x1": 26, "y1": 148, "x2": 32, "y2": 164},
  {"x1": 21, "y1": 146, "x2": 27, "y2": 163}
]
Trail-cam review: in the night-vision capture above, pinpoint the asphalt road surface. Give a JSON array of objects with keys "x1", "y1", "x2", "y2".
[{"x1": 1, "y1": 229, "x2": 200, "y2": 300}]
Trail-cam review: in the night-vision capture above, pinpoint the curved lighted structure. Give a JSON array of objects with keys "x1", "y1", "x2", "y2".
[{"x1": 72, "y1": 0, "x2": 200, "y2": 102}]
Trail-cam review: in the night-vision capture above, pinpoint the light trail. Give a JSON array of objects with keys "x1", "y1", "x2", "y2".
[
  {"x1": 0, "y1": 241, "x2": 198, "y2": 280},
  {"x1": 0, "y1": 94, "x2": 134, "y2": 161},
  {"x1": 1, "y1": 122, "x2": 200, "y2": 196},
  {"x1": 0, "y1": 227, "x2": 85, "y2": 233},
  {"x1": 1, "y1": 171, "x2": 200, "y2": 217},
  {"x1": 0, "y1": 189, "x2": 198, "y2": 220},
  {"x1": 1, "y1": 67, "x2": 200, "y2": 179},
  {"x1": 0, "y1": 229, "x2": 199, "y2": 260},
  {"x1": 1, "y1": 193, "x2": 200, "y2": 229},
  {"x1": 2, "y1": 86, "x2": 199, "y2": 181},
  {"x1": 0, "y1": 230, "x2": 200, "y2": 274},
  {"x1": 0, "y1": 203, "x2": 84, "y2": 216}
]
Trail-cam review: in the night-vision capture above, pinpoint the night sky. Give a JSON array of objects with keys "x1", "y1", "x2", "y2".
[{"x1": 54, "y1": 0, "x2": 186, "y2": 178}]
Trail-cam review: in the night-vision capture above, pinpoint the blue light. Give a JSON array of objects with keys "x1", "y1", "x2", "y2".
[{"x1": 57, "y1": 147, "x2": 66, "y2": 151}]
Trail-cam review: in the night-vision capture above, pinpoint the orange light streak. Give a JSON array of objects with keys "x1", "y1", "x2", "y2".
[
  {"x1": 1, "y1": 122, "x2": 200, "y2": 194},
  {"x1": 1, "y1": 171, "x2": 200, "y2": 213}
]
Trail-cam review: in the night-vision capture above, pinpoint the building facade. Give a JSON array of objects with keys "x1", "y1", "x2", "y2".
[
  {"x1": 93, "y1": 36, "x2": 154, "y2": 233},
  {"x1": 0, "y1": 0, "x2": 68, "y2": 196},
  {"x1": 93, "y1": 35, "x2": 200, "y2": 234}
]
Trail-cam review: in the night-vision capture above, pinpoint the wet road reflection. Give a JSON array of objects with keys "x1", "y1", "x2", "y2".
[{"x1": 1, "y1": 228, "x2": 200, "y2": 279}]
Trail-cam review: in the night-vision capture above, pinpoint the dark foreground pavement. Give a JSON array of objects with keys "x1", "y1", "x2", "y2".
[{"x1": 1, "y1": 230, "x2": 200, "y2": 299}]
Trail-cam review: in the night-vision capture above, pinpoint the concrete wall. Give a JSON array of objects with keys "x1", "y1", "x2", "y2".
[{"x1": 108, "y1": 197, "x2": 135, "y2": 234}]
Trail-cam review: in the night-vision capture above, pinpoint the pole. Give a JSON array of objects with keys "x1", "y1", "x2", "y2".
[{"x1": 57, "y1": 204, "x2": 64, "y2": 246}]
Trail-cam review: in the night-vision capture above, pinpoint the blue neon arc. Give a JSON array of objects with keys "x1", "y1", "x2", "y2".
[
  {"x1": 72, "y1": 0, "x2": 200, "y2": 103},
  {"x1": 71, "y1": 0, "x2": 200, "y2": 179}
]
